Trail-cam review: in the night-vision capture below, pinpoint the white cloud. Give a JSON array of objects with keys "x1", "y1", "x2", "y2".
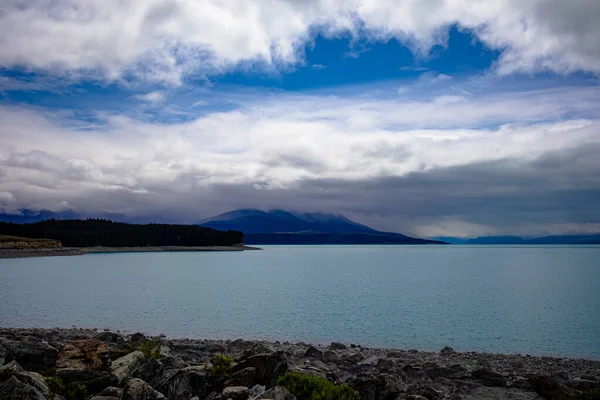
[
  {"x1": 1, "y1": 0, "x2": 599, "y2": 84},
  {"x1": 132, "y1": 91, "x2": 165, "y2": 103}
]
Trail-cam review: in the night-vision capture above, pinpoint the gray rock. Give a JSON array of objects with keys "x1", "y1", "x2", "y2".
[
  {"x1": 155, "y1": 365, "x2": 208, "y2": 400},
  {"x1": 249, "y1": 384, "x2": 266, "y2": 397},
  {"x1": 347, "y1": 373, "x2": 402, "y2": 400},
  {"x1": 123, "y1": 378, "x2": 165, "y2": 400},
  {"x1": 566, "y1": 378, "x2": 600, "y2": 392},
  {"x1": 225, "y1": 367, "x2": 256, "y2": 388},
  {"x1": 330, "y1": 342, "x2": 347, "y2": 350},
  {"x1": 96, "y1": 386, "x2": 123, "y2": 398},
  {"x1": 131, "y1": 333, "x2": 148, "y2": 345},
  {"x1": 231, "y1": 352, "x2": 288, "y2": 387},
  {"x1": 0, "y1": 360, "x2": 50, "y2": 396},
  {"x1": 440, "y1": 346, "x2": 456, "y2": 356},
  {"x1": 304, "y1": 346, "x2": 323, "y2": 360},
  {"x1": 56, "y1": 370, "x2": 118, "y2": 396},
  {"x1": 94, "y1": 332, "x2": 122, "y2": 343},
  {"x1": 463, "y1": 387, "x2": 543, "y2": 399},
  {"x1": 471, "y1": 368, "x2": 507, "y2": 387},
  {"x1": 132, "y1": 356, "x2": 185, "y2": 389},
  {"x1": 90, "y1": 397, "x2": 120, "y2": 400},
  {"x1": 260, "y1": 386, "x2": 296, "y2": 400},
  {"x1": 0, "y1": 375, "x2": 46, "y2": 400},
  {"x1": 222, "y1": 386, "x2": 249, "y2": 400},
  {"x1": 0, "y1": 336, "x2": 59, "y2": 372},
  {"x1": 111, "y1": 351, "x2": 144, "y2": 384}
]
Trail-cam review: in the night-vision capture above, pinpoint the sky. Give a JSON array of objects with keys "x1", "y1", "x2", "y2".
[{"x1": 1, "y1": 0, "x2": 600, "y2": 237}]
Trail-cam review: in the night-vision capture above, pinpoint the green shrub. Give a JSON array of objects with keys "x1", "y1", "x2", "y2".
[
  {"x1": 276, "y1": 371, "x2": 357, "y2": 400},
  {"x1": 208, "y1": 353, "x2": 234, "y2": 379},
  {"x1": 46, "y1": 376, "x2": 91, "y2": 400},
  {"x1": 139, "y1": 337, "x2": 162, "y2": 360}
]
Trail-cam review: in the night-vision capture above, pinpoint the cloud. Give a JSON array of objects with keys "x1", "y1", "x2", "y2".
[
  {"x1": 1, "y1": 83, "x2": 599, "y2": 235},
  {"x1": 311, "y1": 64, "x2": 327, "y2": 70},
  {"x1": 399, "y1": 66, "x2": 429, "y2": 72},
  {"x1": 132, "y1": 91, "x2": 165, "y2": 103},
  {"x1": 1, "y1": 0, "x2": 599, "y2": 84}
]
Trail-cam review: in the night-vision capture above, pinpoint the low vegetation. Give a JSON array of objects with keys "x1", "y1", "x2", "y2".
[
  {"x1": 276, "y1": 371, "x2": 357, "y2": 400},
  {"x1": 207, "y1": 353, "x2": 234, "y2": 380},
  {"x1": 139, "y1": 337, "x2": 162, "y2": 360},
  {"x1": 46, "y1": 376, "x2": 91, "y2": 400},
  {"x1": 0, "y1": 234, "x2": 61, "y2": 249}
]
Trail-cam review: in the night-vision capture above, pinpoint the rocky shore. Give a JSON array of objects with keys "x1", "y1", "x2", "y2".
[
  {"x1": 0, "y1": 245, "x2": 261, "y2": 259},
  {"x1": 1, "y1": 328, "x2": 599, "y2": 400}
]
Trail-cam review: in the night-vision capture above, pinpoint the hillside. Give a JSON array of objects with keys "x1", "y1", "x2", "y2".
[
  {"x1": 0, "y1": 219, "x2": 243, "y2": 248},
  {"x1": 430, "y1": 235, "x2": 600, "y2": 245},
  {"x1": 0, "y1": 234, "x2": 62, "y2": 249},
  {"x1": 201, "y1": 209, "x2": 443, "y2": 245}
]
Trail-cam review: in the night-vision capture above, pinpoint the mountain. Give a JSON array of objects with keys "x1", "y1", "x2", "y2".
[
  {"x1": 430, "y1": 235, "x2": 600, "y2": 245},
  {"x1": 0, "y1": 209, "x2": 128, "y2": 224},
  {"x1": 201, "y1": 209, "x2": 443, "y2": 245}
]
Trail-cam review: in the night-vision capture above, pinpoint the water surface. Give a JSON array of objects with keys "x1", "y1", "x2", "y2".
[{"x1": 1, "y1": 245, "x2": 599, "y2": 358}]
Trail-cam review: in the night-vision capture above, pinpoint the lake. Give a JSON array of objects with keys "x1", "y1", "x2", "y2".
[{"x1": 1, "y1": 245, "x2": 599, "y2": 359}]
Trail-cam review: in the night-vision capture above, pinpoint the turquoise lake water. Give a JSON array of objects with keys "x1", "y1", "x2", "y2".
[{"x1": 1, "y1": 245, "x2": 599, "y2": 358}]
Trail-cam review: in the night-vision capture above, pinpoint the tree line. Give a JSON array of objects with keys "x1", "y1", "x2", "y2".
[{"x1": 0, "y1": 219, "x2": 243, "y2": 247}]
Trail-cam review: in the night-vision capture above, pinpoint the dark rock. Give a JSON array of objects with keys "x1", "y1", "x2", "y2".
[
  {"x1": 322, "y1": 351, "x2": 337, "y2": 363},
  {"x1": 231, "y1": 352, "x2": 288, "y2": 388},
  {"x1": 57, "y1": 370, "x2": 118, "y2": 396},
  {"x1": 155, "y1": 365, "x2": 208, "y2": 400},
  {"x1": 96, "y1": 386, "x2": 123, "y2": 398},
  {"x1": 123, "y1": 378, "x2": 165, "y2": 400},
  {"x1": 132, "y1": 356, "x2": 185, "y2": 389},
  {"x1": 581, "y1": 375, "x2": 598, "y2": 381},
  {"x1": 95, "y1": 332, "x2": 121, "y2": 343},
  {"x1": 260, "y1": 386, "x2": 297, "y2": 400},
  {"x1": 204, "y1": 391, "x2": 221, "y2": 400},
  {"x1": 330, "y1": 342, "x2": 347, "y2": 350},
  {"x1": 304, "y1": 346, "x2": 323, "y2": 360},
  {"x1": 463, "y1": 387, "x2": 542, "y2": 399},
  {"x1": 0, "y1": 375, "x2": 46, "y2": 400},
  {"x1": 525, "y1": 375, "x2": 578, "y2": 399},
  {"x1": 111, "y1": 351, "x2": 145, "y2": 385},
  {"x1": 440, "y1": 347, "x2": 456, "y2": 356},
  {"x1": 0, "y1": 336, "x2": 59, "y2": 372},
  {"x1": 0, "y1": 361, "x2": 51, "y2": 397},
  {"x1": 347, "y1": 372, "x2": 402, "y2": 400},
  {"x1": 471, "y1": 368, "x2": 507, "y2": 387},
  {"x1": 224, "y1": 367, "x2": 256, "y2": 388},
  {"x1": 376, "y1": 358, "x2": 395, "y2": 372},
  {"x1": 56, "y1": 339, "x2": 111, "y2": 372},
  {"x1": 222, "y1": 386, "x2": 249, "y2": 400},
  {"x1": 131, "y1": 333, "x2": 148, "y2": 345},
  {"x1": 552, "y1": 371, "x2": 570, "y2": 382},
  {"x1": 566, "y1": 378, "x2": 600, "y2": 392}
]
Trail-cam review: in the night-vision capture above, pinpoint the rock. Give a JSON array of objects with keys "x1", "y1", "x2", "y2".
[
  {"x1": 0, "y1": 360, "x2": 50, "y2": 397},
  {"x1": 525, "y1": 375, "x2": 578, "y2": 399},
  {"x1": 204, "y1": 391, "x2": 221, "y2": 400},
  {"x1": 123, "y1": 378, "x2": 166, "y2": 400},
  {"x1": 358, "y1": 356, "x2": 380, "y2": 367},
  {"x1": 347, "y1": 373, "x2": 402, "y2": 400},
  {"x1": 56, "y1": 370, "x2": 119, "y2": 396},
  {"x1": 260, "y1": 386, "x2": 296, "y2": 400},
  {"x1": 231, "y1": 352, "x2": 288, "y2": 388},
  {"x1": 250, "y1": 384, "x2": 266, "y2": 397},
  {"x1": 424, "y1": 363, "x2": 467, "y2": 380},
  {"x1": 96, "y1": 386, "x2": 123, "y2": 398},
  {"x1": 322, "y1": 351, "x2": 337, "y2": 363},
  {"x1": 330, "y1": 342, "x2": 347, "y2": 350},
  {"x1": 463, "y1": 387, "x2": 542, "y2": 399},
  {"x1": 90, "y1": 396, "x2": 120, "y2": 400},
  {"x1": 131, "y1": 333, "x2": 148, "y2": 345},
  {"x1": 155, "y1": 365, "x2": 208, "y2": 400},
  {"x1": 440, "y1": 346, "x2": 456, "y2": 356},
  {"x1": 94, "y1": 332, "x2": 122, "y2": 343},
  {"x1": 111, "y1": 351, "x2": 144, "y2": 384},
  {"x1": 471, "y1": 368, "x2": 507, "y2": 387},
  {"x1": 132, "y1": 357, "x2": 184, "y2": 389},
  {"x1": 225, "y1": 367, "x2": 256, "y2": 388},
  {"x1": 581, "y1": 375, "x2": 598, "y2": 381},
  {"x1": 304, "y1": 346, "x2": 323, "y2": 360},
  {"x1": 0, "y1": 336, "x2": 59, "y2": 372},
  {"x1": 222, "y1": 386, "x2": 249, "y2": 400},
  {"x1": 56, "y1": 339, "x2": 111, "y2": 372},
  {"x1": 0, "y1": 375, "x2": 46, "y2": 400},
  {"x1": 566, "y1": 378, "x2": 600, "y2": 392},
  {"x1": 376, "y1": 358, "x2": 395, "y2": 372}
]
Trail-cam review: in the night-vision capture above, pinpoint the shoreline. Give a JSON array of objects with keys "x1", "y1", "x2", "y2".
[
  {"x1": 0, "y1": 245, "x2": 262, "y2": 259},
  {"x1": 1, "y1": 327, "x2": 599, "y2": 399}
]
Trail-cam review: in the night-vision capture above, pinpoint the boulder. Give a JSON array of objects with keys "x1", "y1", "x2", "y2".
[
  {"x1": 260, "y1": 386, "x2": 297, "y2": 400},
  {"x1": 111, "y1": 351, "x2": 144, "y2": 384},
  {"x1": 155, "y1": 365, "x2": 208, "y2": 400},
  {"x1": 0, "y1": 360, "x2": 50, "y2": 397},
  {"x1": 222, "y1": 386, "x2": 249, "y2": 400},
  {"x1": 0, "y1": 336, "x2": 59, "y2": 372},
  {"x1": 56, "y1": 370, "x2": 118, "y2": 396},
  {"x1": 304, "y1": 346, "x2": 323, "y2": 360},
  {"x1": 249, "y1": 384, "x2": 266, "y2": 398},
  {"x1": 94, "y1": 332, "x2": 122, "y2": 344},
  {"x1": 347, "y1": 373, "x2": 402, "y2": 400},
  {"x1": 525, "y1": 375, "x2": 578, "y2": 399},
  {"x1": 56, "y1": 339, "x2": 111, "y2": 372},
  {"x1": 439, "y1": 346, "x2": 456, "y2": 357},
  {"x1": 231, "y1": 352, "x2": 288, "y2": 388},
  {"x1": 330, "y1": 342, "x2": 347, "y2": 350},
  {"x1": 566, "y1": 378, "x2": 600, "y2": 392},
  {"x1": 471, "y1": 368, "x2": 507, "y2": 387},
  {"x1": 131, "y1": 333, "x2": 148, "y2": 345},
  {"x1": 0, "y1": 375, "x2": 46, "y2": 400},
  {"x1": 463, "y1": 387, "x2": 543, "y2": 399},
  {"x1": 224, "y1": 367, "x2": 256, "y2": 388},
  {"x1": 132, "y1": 357, "x2": 184, "y2": 389},
  {"x1": 95, "y1": 386, "x2": 123, "y2": 398},
  {"x1": 123, "y1": 378, "x2": 166, "y2": 400}
]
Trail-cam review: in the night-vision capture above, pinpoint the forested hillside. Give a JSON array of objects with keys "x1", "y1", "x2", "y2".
[{"x1": 0, "y1": 219, "x2": 243, "y2": 247}]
